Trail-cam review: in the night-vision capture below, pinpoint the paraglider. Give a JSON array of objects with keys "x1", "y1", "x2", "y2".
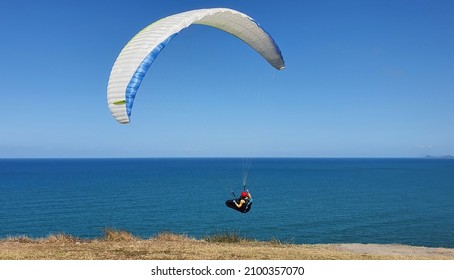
[
  {"x1": 226, "y1": 160, "x2": 253, "y2": 213},
  {"x1": 107, "y1": 9, "x2": 284, "y2": 214},
  {"x1": 107, "y1": 8, "x2": 285, "y2": 124},
  {"x1": 226, "y1": 190, "x2": 253, "y2": 213}
]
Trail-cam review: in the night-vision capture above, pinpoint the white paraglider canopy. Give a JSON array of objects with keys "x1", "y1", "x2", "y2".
[{"x1": 107, "y1": 8, "x2": 285, "y2": 124}]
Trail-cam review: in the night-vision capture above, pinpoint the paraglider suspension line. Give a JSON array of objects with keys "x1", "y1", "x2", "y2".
[{"x1": 242, "y1": 160, "x2": 251, "y2": 191}]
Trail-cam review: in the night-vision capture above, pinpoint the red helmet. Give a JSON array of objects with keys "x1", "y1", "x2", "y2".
[{"x1": 241, "y1": 191, "x2": 248, "y2": 198}]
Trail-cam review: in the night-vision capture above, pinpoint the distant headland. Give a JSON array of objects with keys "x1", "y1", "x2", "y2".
[{"x1": 424, "y1": 155, "x2": 454, "y2": 159}]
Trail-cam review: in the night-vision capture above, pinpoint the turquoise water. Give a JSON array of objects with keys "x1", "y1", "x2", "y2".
[{"x1": 0, "y1": 158, "x2": 453, "y2": 248}]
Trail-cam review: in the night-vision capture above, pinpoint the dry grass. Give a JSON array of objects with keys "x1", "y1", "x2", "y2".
[
  {"x1": 102, "y1": 228, "x2": 138, "y2": 242},
  {"x1": 1, "y1": 230, "x2": 453, "y2": 260}
]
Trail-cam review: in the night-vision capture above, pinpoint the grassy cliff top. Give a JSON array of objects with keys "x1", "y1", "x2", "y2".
[{"x1": 1, "y1": 230, "x2": 453, "y2": 260}]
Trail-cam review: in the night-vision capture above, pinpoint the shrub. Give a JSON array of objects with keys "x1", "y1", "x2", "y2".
[
  {"x1": 102, "y1": 228, "x2": 138, "y2": 242},
  {"x1": 203, "y1": 232, "x2": 253, "y2": 243}
]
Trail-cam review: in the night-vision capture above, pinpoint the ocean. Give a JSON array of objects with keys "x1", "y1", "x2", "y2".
[{"x1": 0, "y1": 158, "x2": 453, "y2": 248}]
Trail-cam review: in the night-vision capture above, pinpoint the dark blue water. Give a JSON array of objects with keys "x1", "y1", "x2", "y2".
[{"x1": 1, "y1": 158, "x2": 453, "y2": 248}]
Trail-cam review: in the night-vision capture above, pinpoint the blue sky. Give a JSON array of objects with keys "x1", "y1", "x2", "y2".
[{"x1": 1, "y1": 0, "x2": 453, "y2": 158}]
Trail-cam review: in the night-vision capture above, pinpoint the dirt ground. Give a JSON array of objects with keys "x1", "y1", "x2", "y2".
[{"x1": 336, "y1": 243, "x2": 454, "y2": 259}]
